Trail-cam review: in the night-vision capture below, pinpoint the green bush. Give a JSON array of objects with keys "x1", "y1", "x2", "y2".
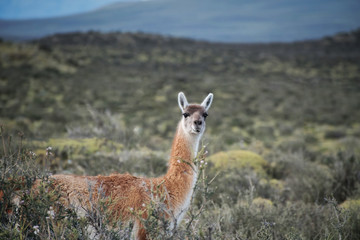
[
  {"x1": 209, "y1": 150, "x2": 268, "y2": 176},
  {"x1": 267, "y1": 151, "x2": 335, "y2": 203},
  {"x1": 330, "y1": 152, "x2": 360, "y2": 202}
]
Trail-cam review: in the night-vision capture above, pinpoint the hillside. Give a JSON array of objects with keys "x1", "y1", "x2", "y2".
[
  {"x1": 0, "y1": 0, "x2": 359, "y2": 42},
  {"x1": 1, "y1": 31, "x2": 360, "y2": 239},
  {"x1": 1, "y1": 29, "x2": 360, "y2": 147}
]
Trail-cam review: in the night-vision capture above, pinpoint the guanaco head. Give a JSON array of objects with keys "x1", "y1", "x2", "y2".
[{"x1": 178, "y1": 92, "x2": 214, "y2": 136}]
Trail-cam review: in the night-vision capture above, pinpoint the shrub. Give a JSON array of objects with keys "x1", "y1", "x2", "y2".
[
  {"x1": 0, "y1": 129, "x2": 89, "y2": 239},
  {"x1": 277, "y1": 138, "x2": 306, "y2": 152},
  {"x1": 330, "y1": 152, "x2": 360, "y2": 202},
  {"x1": 340, "y1": 198, "x2": 360, "y2": 209},
  {"x1": 324, "y1": 130, "x2": 347, "y2": 139},
  {"x1": 207, "y1": 150, "x2": 271, "y2": 203},
  {"x1": 267, "y1": 151, "x2": 335, "y2": 203},
  {"x1": 209, "y1": 150, "x2": 268, "y2": 176}
]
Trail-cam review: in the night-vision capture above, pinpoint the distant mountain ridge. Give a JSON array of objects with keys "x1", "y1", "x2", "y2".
[
  {"x1": 1, "y1": 0, "x2": 359, "y2": 43},
  {"x1": 33, "y1": 29, "x2": 360, "y2": 52}
]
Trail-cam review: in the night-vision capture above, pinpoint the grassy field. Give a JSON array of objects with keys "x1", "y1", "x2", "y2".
[{"x1": 1, "y1": 30, "x2": 360, "y2": 239}]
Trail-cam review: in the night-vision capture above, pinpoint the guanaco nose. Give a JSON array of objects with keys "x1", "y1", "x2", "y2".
[{"x1": 194, "y1": 120, "x2": 202, "y2": 126}]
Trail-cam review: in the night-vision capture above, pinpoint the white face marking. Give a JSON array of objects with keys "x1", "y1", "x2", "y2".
[
  {"x1": 181, "y1": 106, "x2": 207, "y2": 135},
  {"x1": 181, "y1": 117, "x2": 203, "y2": 157}
]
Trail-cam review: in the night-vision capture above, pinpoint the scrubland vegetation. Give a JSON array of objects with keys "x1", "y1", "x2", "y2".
[{"x1": 1, "y1": 29, "x2": 360, "y2": 239}]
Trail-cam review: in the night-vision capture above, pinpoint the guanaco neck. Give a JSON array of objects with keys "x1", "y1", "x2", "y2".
[{"x1": 167, "y1": 121, "x2": 202, "y2": 176}]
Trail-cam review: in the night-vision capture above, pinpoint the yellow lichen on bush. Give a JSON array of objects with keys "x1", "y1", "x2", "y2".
[
  {"x1": 208, "y1": 150, "x2": 268, "y2": 176},
  {"x1": 252, "y1": 197, "x2": 274, "y2": 210},
  {"x1": 269, "y1": 179, "x2": 284, "y2": 191},
  {"x1": 340, "y1": 198, "x2": 360, "y2": 209},
  {"x1": 259, "y1": 178, "x2": 285, "y2": 192},
  {"x1": 236, "y1": 197, "x2": 274, "y2": 213}
]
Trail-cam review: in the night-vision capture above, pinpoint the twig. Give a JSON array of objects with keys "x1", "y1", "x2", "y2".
[{"x1": 1, "y1": 125, "x2": 7, "y2": 158}]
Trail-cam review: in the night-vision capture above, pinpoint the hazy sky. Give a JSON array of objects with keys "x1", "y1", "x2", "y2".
[
  {"x1": 0, "y1": 0, "x2": 143, "y2": 20},
  {"x1": 0, "y1": 0, "x2": 358, "y2": 42}
]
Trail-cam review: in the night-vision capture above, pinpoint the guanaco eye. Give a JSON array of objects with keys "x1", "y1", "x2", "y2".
[
  {"x1": 203, "y1": 113, "x2": 208, "y2": 118},
  {"x1": 183, "y1": 113, "x2": 190, "y2": 118}
]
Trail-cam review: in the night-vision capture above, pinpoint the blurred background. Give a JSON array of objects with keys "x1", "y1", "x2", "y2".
[{"x1": 1, "y1": 0, "x2": 360, "y2": 238}]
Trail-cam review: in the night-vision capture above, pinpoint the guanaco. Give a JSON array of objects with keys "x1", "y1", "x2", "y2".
[{"x1": 6, "y1": 92, "x2": 214, "y2": 239}]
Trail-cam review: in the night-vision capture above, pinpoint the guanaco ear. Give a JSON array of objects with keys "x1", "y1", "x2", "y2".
[
  {"x1": 178, "y1": 92, "x2": 189, "y2": 113},
  {"x1": 201, "y1": 93, "x2": 214, "y2": 112}
]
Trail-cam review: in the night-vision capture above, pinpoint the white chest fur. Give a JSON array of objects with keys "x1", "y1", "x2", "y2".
[{"x1": 174, "y1": 165, "x2": 197, "y2": 227}]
